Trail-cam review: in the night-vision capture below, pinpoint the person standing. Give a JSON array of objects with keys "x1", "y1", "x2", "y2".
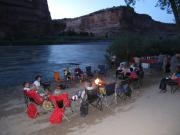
[
  {"x1": 170, "y1": 53, "x2": 180, "y2": 73},
  {"x1": 111, "y1": 54, "x2": 117, "y2": 68}
]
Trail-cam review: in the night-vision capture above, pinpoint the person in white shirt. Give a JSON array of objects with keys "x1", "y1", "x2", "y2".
[
  {"x1": 33, "y1": 75, "x2": 45, "y2": 96},
  {"x1": 33, "y1": 75, "x2": 41, "y2": 90},
  {"x1": 80, "y1": 81, "x2": 96, "y2": 101}
]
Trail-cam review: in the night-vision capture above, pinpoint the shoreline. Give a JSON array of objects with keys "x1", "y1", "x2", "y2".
[
  {"x1": 0, "y1": 69, "x2": 165, "y2": 135},
  {"x1": 0, "y1": 38, "x2": 113, "y2": 46}
]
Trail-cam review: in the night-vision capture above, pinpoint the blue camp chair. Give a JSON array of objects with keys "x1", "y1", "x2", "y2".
[
  {"x1": 98, "y1": 64, "x2": 106, "y2": 76},
  {"x1": 86, "y1": 66, "x2": 93, "y2": 78}
]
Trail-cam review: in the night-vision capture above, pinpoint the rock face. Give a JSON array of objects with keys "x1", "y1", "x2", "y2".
[
  {"x1": 0, "y1": 0, "x2": 51, "y2": 39},
  {"x1": 62, "y1": 6, "x2": 178, "y2": 37}
]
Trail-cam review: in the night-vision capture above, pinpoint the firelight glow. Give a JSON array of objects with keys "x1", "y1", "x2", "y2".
[{"x1": 95, "y1": 78, "x2": 101, "y2": 85}]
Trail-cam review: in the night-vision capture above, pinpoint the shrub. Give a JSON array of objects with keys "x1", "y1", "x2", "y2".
[{"x1": 106, "y1": 33, "x2": 180, "y2": 63}]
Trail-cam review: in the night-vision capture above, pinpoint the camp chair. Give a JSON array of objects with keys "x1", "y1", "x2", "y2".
[
  {"x1": 24, "y1": 90, "x2": 53, "y2": 116},
  {"x1": 85, "y1": 66, "x2": 93, "y2": 78},
  {"x1": 97, "y1": 64, "x2": 106, "y2": 76},
  {"x1": 24, "y1": 90, "x2": 44, "y2": 105},
  {"x1": 24, "y1": 90, "x2": 44, "y2": 119},
  {"x1": 86, "y1": 88, "x2": 103, "y2": 111},
  {"x1": 49, "y1": 93, "x2": 71, "y2": 123},
  {"x1": 102, "y1": 82, "x2": 116, "y2": 109},
  {"x1": 130, "y1": 70, "x2": 144, "y2": 89},
  {"x1": 167, "y1": 78, "x2": 180, "y2": 94},
  {"x1": 26, "y1": 102, "x2": 39, "y2": 119},
  {"x1": 115, "y1": 80, "x2": 132, "y2": 104},
  {"x1": 53, "y1": 71, "x2": 65, "y2": 83}
]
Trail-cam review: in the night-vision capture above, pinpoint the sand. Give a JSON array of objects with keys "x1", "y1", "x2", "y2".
[{"x1": 0, "y1": 70, "x2": 180, "y2": 135}]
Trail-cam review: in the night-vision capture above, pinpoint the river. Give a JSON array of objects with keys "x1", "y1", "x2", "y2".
[{"x1": 0, "y1": 42, "x2": 111, "y2": 87}]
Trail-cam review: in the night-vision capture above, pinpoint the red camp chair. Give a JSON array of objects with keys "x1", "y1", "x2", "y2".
[
  {"x1": 24, "y1": 90, "x2": 44, "y2": 105},
  {"x1": 24, "y1": 90, "x2": 46, "y2": 119},
  {"x1": 49, "y1": 93, "x2": 71, "y2": 124},
  {"x1": 26, "y1": 103, "x2": 39, "y2": 119}
]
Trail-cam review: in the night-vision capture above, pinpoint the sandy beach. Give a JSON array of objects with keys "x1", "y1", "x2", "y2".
[{"x1": 0, "y1": 70, "x2": 180, "y2": 135}]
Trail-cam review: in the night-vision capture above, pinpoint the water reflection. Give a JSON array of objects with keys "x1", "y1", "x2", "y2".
[{"x1": 0, "y1": 42, "x2": 110, "y2": 87}]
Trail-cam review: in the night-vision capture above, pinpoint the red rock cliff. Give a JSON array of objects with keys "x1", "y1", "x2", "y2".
[
  {"x1": 0, "y1": 0, "x2": 51, "y2": 39},
  {"x1": 62, "y1": 6, "x2": 178, "y2": 37}
]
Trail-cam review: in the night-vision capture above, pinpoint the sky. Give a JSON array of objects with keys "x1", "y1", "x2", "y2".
[{"x1": 47, "y1": 0, "x2": 174, "y2": 23}]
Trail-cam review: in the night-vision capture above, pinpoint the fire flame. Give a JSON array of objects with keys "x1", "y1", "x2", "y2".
[
  {"x1": 95, "y1": 78, "x2": 104, "y2": 86},
  {"x1": 95, "y1": 78, "x2": 100, "y2": 85}
]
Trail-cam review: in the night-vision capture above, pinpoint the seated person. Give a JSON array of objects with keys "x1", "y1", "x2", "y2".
[
  {"x1": 23, "y1": 82, "x2": 31, "y2": 92},
  {"x1": 171, "y1": 71, "x2": 180, "y2": 80},
  {"x1": 64, "y1": 68, "x2": 72, "y2": 81},
  {"x1": 159, "y1": 66, "x2": 180, "y2": 93},
  {"x1": 116, "y1": 63, "x2": 124, "y2": 78},
  {"x1": 80, "y1": 81, "x2": 97, "y2": 101},
  {"x1": 129, "y1": 62, "x2": 136, "y2": 71},
  {"x1": 129, "y1": 68, "x2": 138, "y2": 79},
  {"x1": 74, "y1": 65, "x2": 84, "y2": 79},
  {"x1": 53, "y1": 85, "x2": 63, "y2": 95},
  {"x1": 116, "y1": 63, "x2": 130, "y2": 79},
  {"x1": 115, "y1": 80, "x2": 131, "y2": 97},
  {"x1": 119, "y1": 65, "x2": 131, "y2": 79},
  {"x1": 85, "y1": 81, "x2": 96, "y2": 90},
  {"x1": 33, "y1": 75, "x2": 46, "y2": 96}
]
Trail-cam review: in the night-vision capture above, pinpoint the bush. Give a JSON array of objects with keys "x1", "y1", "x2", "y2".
[{"x1": 106, "y1": 33, "x2": 180, "y2": 63}]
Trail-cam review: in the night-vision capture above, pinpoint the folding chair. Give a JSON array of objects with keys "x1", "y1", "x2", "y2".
[
  {"x1": 86, "y1": 88, "x2": 103, "y2": 111},
  {"x1": 49, "y1": 93, "x2": 71, "y2": 123},
  {"x1": 115, "y1": 80, "x2": 132, "y2": 103},
  {"x1": 167, "y1": 79, "x2": 179, "y2": 94},
  {"x1": 97, "y1": 64, "x2": 106, "y2": 76},
  {"x1": 103, "y1": 82, "x2": 116, "y2": 109},
  {"x1": 53, "y1": 71, "x2": 65, "y2": 83},
  {"x1": 24, "y1": 90, "x2": 44, "y2": 105},
  {"x1": 85, "y1": 66, "x2": 93, "y2": 78},
  {"x1": 24, "y1": 90, "x2": 51, "y2": 119}
]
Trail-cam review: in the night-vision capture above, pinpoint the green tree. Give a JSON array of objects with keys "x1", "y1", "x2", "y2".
[{"x1": 124, "y1": 0, "x2": 180, "y2": 27}]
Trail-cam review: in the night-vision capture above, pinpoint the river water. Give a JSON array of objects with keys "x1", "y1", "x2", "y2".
[{"x1": 0, "y1": 42, "x2": 110, "y2": 87}]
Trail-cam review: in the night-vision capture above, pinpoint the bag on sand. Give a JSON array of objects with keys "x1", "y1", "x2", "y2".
[{"x1": 80, "y1": 100, "x2": 88, "y2": 117}]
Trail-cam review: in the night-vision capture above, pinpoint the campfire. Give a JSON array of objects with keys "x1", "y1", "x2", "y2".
[{"x1": 94, "y1": 78, "x2": 104, "y2": 86}]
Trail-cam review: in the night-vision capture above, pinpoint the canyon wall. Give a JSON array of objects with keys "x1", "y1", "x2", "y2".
[
  {"x1": 62, "y1": 6, "x2": 178, "y2": 37},
  {"x1": 0, "y1": 0, "x2": 51, "y2": 39}
]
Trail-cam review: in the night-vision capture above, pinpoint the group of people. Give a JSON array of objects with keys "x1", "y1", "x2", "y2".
[
  {"x1": 63, "y1": 66, "x2": 85, "y2": 81},
  {"x1": 22, "y1": 65, "x2": 90, "y2": 105},
  {"x1": 158, "y1": 52, "x2": 180, "y2": 74},
  {"x1": 158, "y1": 52, "x2": 180, "y2": 93},
  {"x1": 116, "y1": 62, "x2": 143, "y2": 81},
  {"x1": 159, "y1": 65, "x2": 180, "y2": 93},
  {"x1": 23, "y1": 75, "x2": 65, "y2": 99}
]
